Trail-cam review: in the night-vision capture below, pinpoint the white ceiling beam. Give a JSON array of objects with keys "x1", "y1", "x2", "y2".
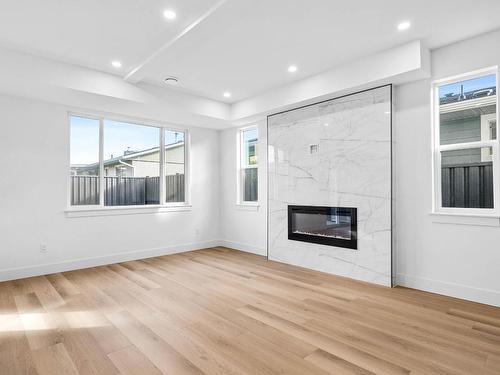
[
  {"x1": 0, "y1": 47, "x2": 231, "y2": 129},
  {"x1": 230, "y1": 40, "x2": 432, "y2": 123},
  {"x1": 124, "y1": 0, "x2": 230, "y2": 84}
]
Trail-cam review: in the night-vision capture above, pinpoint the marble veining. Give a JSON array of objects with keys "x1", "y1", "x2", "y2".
[{"x1": 268, "y1": 86, "x2": 392, "y2": 286}]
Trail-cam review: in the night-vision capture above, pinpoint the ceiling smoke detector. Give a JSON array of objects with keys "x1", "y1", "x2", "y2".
[{"x1": 164, "y1": 76, "x2": 179, "y2": 85}]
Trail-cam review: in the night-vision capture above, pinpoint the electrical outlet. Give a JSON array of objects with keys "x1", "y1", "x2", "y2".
[
  {"x1": 40, "y1": 243, "x2": 48, "y2": 253},
  {"x1": 195, "y1": 229, "x2": 200, "y2": 235}
]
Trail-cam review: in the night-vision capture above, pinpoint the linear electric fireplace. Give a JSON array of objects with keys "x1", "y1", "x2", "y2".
[{"x1": 288, "y1": 205, "x2": 357, "y2": 249}]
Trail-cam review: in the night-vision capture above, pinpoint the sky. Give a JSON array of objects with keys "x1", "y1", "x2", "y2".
[
  {"x1": 70, "y1": 116, "x2": 184, "y2": 165},
  {"x1": 439, "y1": 74, "x2": 496, "y2": 98},
  {"x1": 243, "y1": 128, "x2": 258, "y2": 143}
]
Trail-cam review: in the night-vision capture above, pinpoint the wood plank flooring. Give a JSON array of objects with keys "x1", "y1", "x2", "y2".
[{"x1": 1, "y1": 247, "x2": 500, "y2": 374}]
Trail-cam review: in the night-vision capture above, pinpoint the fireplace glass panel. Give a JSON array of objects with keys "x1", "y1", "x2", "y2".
[
  {"x1": 292, "y1": 209, "x2": 352, "y2": 240},
  {"x1": 288, "y1": 206, "x2": 357, "y2": 249}
]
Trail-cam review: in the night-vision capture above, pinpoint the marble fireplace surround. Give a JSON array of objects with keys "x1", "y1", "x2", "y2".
[{"x1": 267, "y1": 85, "x2": 393, "y2": 287}]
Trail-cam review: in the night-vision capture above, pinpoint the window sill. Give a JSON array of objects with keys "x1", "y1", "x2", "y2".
[
  {"x1": 430, "y1": 212, "x2": 500, "y2": 227},
  {"x1": 65, "y1": 204, "x2": 192, "y2": 218},
  {"x1": 236, "y1": 202, "x2": 260, "y2": 211}
]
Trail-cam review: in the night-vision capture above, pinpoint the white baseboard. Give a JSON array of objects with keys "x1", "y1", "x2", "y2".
[
  {"x1": 5, "y1": 241, "x2": 498, "y2": 308},
  {"x1": 0, "y1": 240, "x2": 220, "y2": 282},
  {"x1": 219, "y1": 239, "x2": 267, "y2": 256},
  {"x1": 397, "y1": 273, "x2": 500, "y2": 307}
]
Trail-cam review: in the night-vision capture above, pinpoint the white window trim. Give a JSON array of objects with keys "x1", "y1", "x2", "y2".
[
  {"x1": 65, "y1": 204, "x2": 192, "y2": 218},
  {"x1": 430, "y1": 212, "x2": 500, "y2": 227},
  {"x1": 236, "y1": 125, "x2": 259, "y2": 206},
  {"x1": 481, "y1": 113, "x2": 497, "y2": 161},
  {"x1": 431, "y1": 67, "x2": 499, "y2": 218},
  {"x1": 66, "y1": 111, "x2": 190, "y2": 215}
]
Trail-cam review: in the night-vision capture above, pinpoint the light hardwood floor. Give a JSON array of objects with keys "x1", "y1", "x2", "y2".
[{"x1": 1, "y1": 247, "x2": 500, "y2": 375}]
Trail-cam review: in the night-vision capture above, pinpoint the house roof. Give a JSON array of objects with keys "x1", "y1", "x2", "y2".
[
  {"x1": 75, "y1": 141, "x2": 184, "y2": 171},
  {"x1": 440, "y1": 86, "x2": 496, "y2": 105}
]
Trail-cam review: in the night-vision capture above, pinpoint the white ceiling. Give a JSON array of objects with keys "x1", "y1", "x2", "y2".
[
  {"x1": 1, "y1": 0, "x2": 500, "y2": 103},
  {"x1": 0, "y1": 0, "x2": 222, "y2": 75}
]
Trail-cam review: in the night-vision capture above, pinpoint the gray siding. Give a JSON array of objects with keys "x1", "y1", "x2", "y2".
[
  {"x1": 442, "y1": 148, "x2": 481, "y2": 166},
  {"x1": 440, "y1": 115, "x2": 483, "y2": 165},
  {"x1": 440, "y1": 116, "x2": 480, "y2": 145}
]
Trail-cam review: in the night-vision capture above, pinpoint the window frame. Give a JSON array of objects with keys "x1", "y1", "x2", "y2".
[
  {"x1": 432, "y1": 67, "x2": 499, "y2": 216},
  {"x1": 67, "y1": 111, "x2": 190, "y2": 212},
  {"x1": 164, "y1": 129, "x2": 190, "y2": 205},
  {"x1": 237, "y1": 125, "x2": 259, "y2": 206}
]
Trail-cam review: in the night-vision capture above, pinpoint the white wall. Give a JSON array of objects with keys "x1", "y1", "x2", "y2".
[
  {"x1": 394, "y1": 30, "x2": 500, "y2": 307},
  {"x1": 0, "y1": 94, "x2": 220, "y2": 281},
  {"x1": 220, "y1": 29, "x2": 500, "y2": 306},
  {"x1": 219, "y1": 119, "x2": 267, "y2": 255}
]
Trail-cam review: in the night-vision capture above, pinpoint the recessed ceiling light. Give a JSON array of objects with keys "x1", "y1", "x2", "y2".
[
  {"x1": 111, "y1": 60, "x2": 122, "y2": 68},
  {"x1": 163, "y1": 9, "x2": 177, "y2": 20},
  {"x1": 164, "y1": 76, "x2": 179, "y2": 85},
  {"x1": 223, "y1": 92, "x2": 231, "y2": 98},
  {"x1": 397, "y1": 21, "x2": 411, "y2": 31},
  {"x1": 288, "y1": 65, "x2": 298, "y2": 73}
]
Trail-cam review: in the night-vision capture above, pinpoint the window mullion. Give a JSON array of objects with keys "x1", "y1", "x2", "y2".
[
  {"x1": 99, "y1": 118, "x2": 104, "y2": 207},
  {"x1": 184, "y1": 130, "x2": 189, "y2": 204},
  {"x1": 236, "y1": 130, "x2": 242, "y2": 204},
  {"x1": 160, "y1": 129, "x2": 165, "y2": 205},
  {"x1": 492, "y1": 140, "x2": 500, "y2": 214},
  {"x1": 438, "y1": 140, "x2": 497, "y2": 152}
]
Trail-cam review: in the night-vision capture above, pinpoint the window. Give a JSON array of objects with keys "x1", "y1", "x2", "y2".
[
  {"x1": 102, "y1": 120, "x2": 160, "y2": 206},
  {"x1": 69, "y1": 115, "x2": 187, "y2": 208},
  {"x1": 238, "y1": 127, "x2": 258, "y2": 203},
  {"x1": 433, "y1": 69, "x2": 498, "y2": 214},
  {"x1": 165, "y1": 130, "x2": 185, "y2": 203},
  {"x1": 69, "y1": 116, "x2": 100, "y2": 206}
]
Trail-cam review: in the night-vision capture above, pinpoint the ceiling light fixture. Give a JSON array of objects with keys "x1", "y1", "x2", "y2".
[
  {"x1": 164, "y1": 76, "x2": 179, "y2": 85},
  {"x1": 288, "y1": 65, "x2": 298, "y2": 73},
  {"x1": 397, "y1": 21, "x2": 411, "y2": 31},
  {"x1": 111, "y1": 60, "x2": 122, "y2": 68},
  {"x1": 223, "y1": 92, "x2": 231, "y2": 98},
  {"x1": 163, "y1": 9, "x2": 177, "y2": 20}
]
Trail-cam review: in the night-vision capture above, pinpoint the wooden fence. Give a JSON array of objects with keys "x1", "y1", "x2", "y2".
[
  {"x1": 441, "y1": 162, "x2": 493, "y2": 208},
  {"x1": 70, "y1": 175, "x2": 184, "y2": 206}
]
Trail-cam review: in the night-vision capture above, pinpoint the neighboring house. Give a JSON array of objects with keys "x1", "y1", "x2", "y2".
[
  {"x1": 440, "y1": 86, "x2": 496, "y2": 165},
  {"x1": 247, "y1": 138, "x2": 257, "y2": 165},
  {"x1": 71, "y1": 141, "x2": 184, "y2": 177}
]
